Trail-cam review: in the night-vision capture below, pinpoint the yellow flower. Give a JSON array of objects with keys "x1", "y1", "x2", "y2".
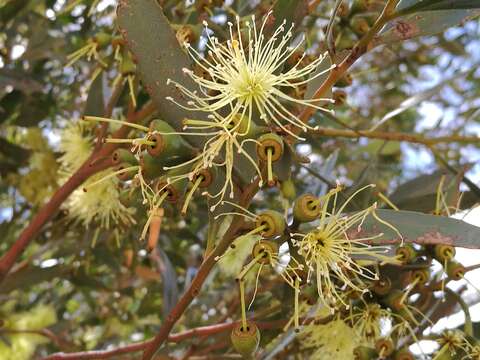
[
  {"x1": 347, "y1": 302, "x2": 388, "y2": 341},
  {"x1": 58, "y1": 123, "x2": 135, "y2": 229},
  {"x1": 292, "y1": 185, "x2": 400, "y2": 309},
  {"x1": 58, "y1": 123, "x2": 92, "y2": 173},
  {"x1": 163, "y1": 113, "x2": 262, "y2": 209},
  {"x1": 167, "y1": 12, "x2": 334, "y2": 138},
  {"x1": 301, "y1": 318, "x2": 361, "y2": 359}
]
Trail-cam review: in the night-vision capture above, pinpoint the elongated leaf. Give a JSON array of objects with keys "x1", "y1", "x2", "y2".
[
  {"x1": 83, "y1": 72, "x2": 105, "y2": 116},
  {"x1": 358, "y1": 209, "x2": 480, "y2": 248},
  {"x1": 117, "y1": 0, "x2": 198, "y2": 130},
  {"x1": 0, "y1": 265, "x2": 70, "y2": 294},
  {"x1": 388, "y1": 169, "x2": 457, "y2": 212},
  {"x1": 398, "y1": 0, "x2": 480, "y2": 14},
  {"x1": 378, "y1": 8, "x2": 480, "y2": 44}
]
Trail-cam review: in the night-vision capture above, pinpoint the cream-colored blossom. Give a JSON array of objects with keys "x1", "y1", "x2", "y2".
[
  {"x1": 292, "y1": 185, "x2": 401, "y2": 309},
  {"x1": 58, "y1": 123, "x2": 134, "y2": 228},
  {"x1": 168, "y1": 12, "x2": 334, "y2": 138},
  {"x1": 301, "y1": 319, "x2": 360, "y2": 359}
]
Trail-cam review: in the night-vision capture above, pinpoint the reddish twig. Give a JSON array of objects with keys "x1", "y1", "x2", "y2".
[
  {"x1": 0, "y1": 328, "x2": 72, "y2": 351},
  {"x1": 42, "y1": 319, "x2": 284, "y2": 360}
]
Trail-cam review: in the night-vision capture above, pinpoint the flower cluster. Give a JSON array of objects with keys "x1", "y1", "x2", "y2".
[{"x1": 58, "y1": 123, "x2": 135, "y2": 229}]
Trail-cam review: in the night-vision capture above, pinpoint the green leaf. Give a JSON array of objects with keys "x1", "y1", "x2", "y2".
[
  {"x1": 398, "y1": 0, "x2": 480, "y2": 15},
  {"x1": 0, "y1": 265, "x2": 70, "y2": 294},
  {"x1": 271, "y1": 0, "x2": 308, "y2": 29},
  {"x1": 116, "y1": 0, "x2": 196, "y2": 129},
  {"x1": 378, "y1": 7, "x2": 480, "y2": 44},
  {"x1": 388, "y1": 169, "x2": 457, "y2": 212},
  {"x1": 83, "y1": 72, "x2": 105, "y2": 116},
  {"x1": 359, "y1": 209, "x2": 480, "y2": 248}
]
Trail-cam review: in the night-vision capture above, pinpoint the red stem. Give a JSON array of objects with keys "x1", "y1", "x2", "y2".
[{"x1": 41, "y1": 319, "x2": 284, "y2": 360}]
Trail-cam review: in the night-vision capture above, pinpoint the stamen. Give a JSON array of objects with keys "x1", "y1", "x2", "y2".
[
  {"x1": 83, "y1": 166, "x2": 138, "y2": 192},
  {"x1": 239, "y1": 279, "x2": 248, "y2": 330},
  {"x1": 181, "y1": 175, "x2": 204, "y2": 215},
  {"x1": 83, "y1": 116, "x2": 149, "y2": 132},
  {"x1": 127, "y1": 74, "x2": 137, "y2": 108},
  {"x1": 294, "y1": 276, "x2": 300, "y2": 332},
  {"x1": 267, "y1": 147, "x2": 274, "y2": 186},
  {"x1": 236, "y1": 251, "x2": 268, "y2": 282}
]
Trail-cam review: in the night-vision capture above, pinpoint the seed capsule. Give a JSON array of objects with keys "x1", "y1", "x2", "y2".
[
  {"x1": 293, "y1": 194, "x2": 321, "y2": 223},
  {"x1": 445, "y1": 260, "x2": 465, "y2": 281},
  {"x1": 394, "y1": 348, "x2": 415, "y2": 360},
  {"x1": 148, "y1": 119, "x2": 194, "y2": 159},
  {"x1": 255, "y1": 210, "x2": 286, "y2": 238},
  {"x1": 396, "y1": 244, "x2": 417, "y2": 264},
  {"x1": 372, "y1": 277, "x2": 392, "y2": 296},
  {"x1": 354, "y1": 345, "x2": 378, "y2": 360},
  {"x1": 432, "y1": 244, "x2": 456, "y2": 263},
  {"x1": 383, "y1": 289, "x2": 405, "y2": 311},
  {"x1": 375, "y1": 338, "x2": 394, "y2": 358},
  {"x1": 251, "y1": 241, "x2": 278, "y2": 265},
  {"x1": 256, "y1": 133, "x2": 284, "y2": 162},
  {"x1": 230, "y1": 321, "x2": 260, "y2": 357}
]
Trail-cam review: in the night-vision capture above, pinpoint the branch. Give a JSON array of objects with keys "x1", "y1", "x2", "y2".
[
  {"x1": 300, "y1": 0, "x2": 400, "y2": 126},
  {"x1": 310, "y1": 127, "x2": 480, "y2": 146},
  {"x1": 142, "y1": 179, "x2": 261, "y2": 360},
  {"x1": 0, "y1": 101, "x2": 156, "y2": 284},
  {"x1": 42, "y1": 320, "x2": 284, "y2": 360}
]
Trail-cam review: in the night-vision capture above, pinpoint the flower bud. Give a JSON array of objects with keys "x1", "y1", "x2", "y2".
[
  {"x1": 112, "y1": 148, "x2": 136, "y2": 166},
  {"x1": 231, "y1": 321, "x2": 260, "y2": 357},
  {"x1": 280, "y1": 179, "x2": 296, "y2": 200},
  {"x1": 148, "y1": 119, "x2": 194, "y2": 160},
  {"x1": 92, "y1": 32, "x2": 112, "y2": 47},
  {"x1": 351, "y1": 0, "x2": 374, "y2": 14},
  {"x1": 350, "y1": 16, "x2": 370, "y2": 35},
  {"x1": 120, "y1": 49, "x2": 136, "y2": 76},
  {"x1": 333, "y1": 89, "x2": 347, "y2": 106}
]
